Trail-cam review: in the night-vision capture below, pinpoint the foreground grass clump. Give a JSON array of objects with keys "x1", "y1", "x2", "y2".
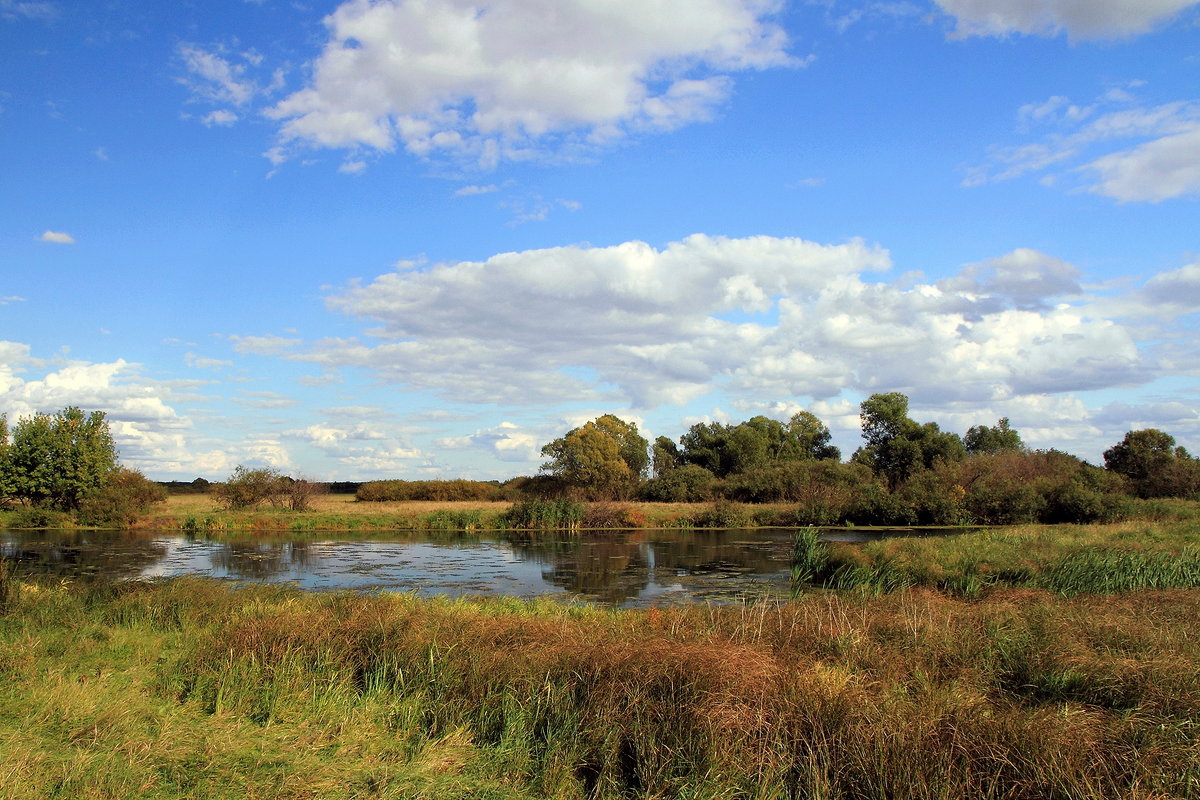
[{"x1": 2, "y1": 576, "x2": 1199, "y2": 799}]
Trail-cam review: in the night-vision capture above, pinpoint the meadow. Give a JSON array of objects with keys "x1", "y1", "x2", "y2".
[
  {"x1": 2, "y1": 565, "x2": 1198, "y2": 799},
  {"x1": 4, "y1": 509, "x2": 1200, "y2": 798}
]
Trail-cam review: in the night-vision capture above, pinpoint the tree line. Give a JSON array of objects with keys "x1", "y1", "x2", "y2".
[
  {"x1": 5, "y1": 398, "x2": 1199, "y2": 529},
  {"x1": 526, "y1": 393, "x2": 1200, "y2": 525}
]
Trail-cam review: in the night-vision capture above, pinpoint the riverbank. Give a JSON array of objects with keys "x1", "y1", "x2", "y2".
[
  {"x1": 6, "y1": 493, "x2": 1194, "y2": 534},
  {"x1": 128, "y1": 495, "x2": 824, "y2": 533},
  {"x1": 1, "y1": 570, "x2": 1197, "y2": 799}
]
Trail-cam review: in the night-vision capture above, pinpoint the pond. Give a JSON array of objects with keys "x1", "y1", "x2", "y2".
[{"x1": 1, "y1": 527, "x2": 949, "y2": 608}]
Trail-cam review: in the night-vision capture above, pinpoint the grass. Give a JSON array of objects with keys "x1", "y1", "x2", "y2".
[
  {"x1": 130, "y1": 495, "x2": 814, "y2": 534},
  {"x1": 814, "y1": 520, "x2": 1200, "y2": 596},
  {"x1": 1, "y1": 575, "x2": 1198, "y2": 799}
]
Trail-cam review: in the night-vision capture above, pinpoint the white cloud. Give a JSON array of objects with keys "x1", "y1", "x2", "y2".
[
  {"x1": 936, "y1": 248, "x2": 1082, "y2": 309},
  {"x1": 266, "y1": 0, "x2": 799, "y2": 168},
  {"x1": 968, "y1": 92, "x2": 1200, "y2": 202},
  {"x1": 178, "y1": 44, "x2": 259, "y2": 106},
  {"x1": 177, "y1": 43, "x2": 285, "y2": 127},
  {"x1": 201, "y1": 109, "x2": 238, "y2": 127},
  {"x1": 39, "y1": 230, "x2": 75, "y2": 244},
  {"x1": 233, "y1": 390, "x2": 298, "y2": 409},
  {"x1": 1083, "y1": 125, "x2": 1200, "y2": 202},
  {"x1": 0, "y1": 0, "x2": 57, "y2": 21},
  {"x1": 300, "y1": 233, "x2": 1188, "y2": 426},
  {"x1": 455, "y1": 184, "x2": 499, "y2": 196},
  {"x1": 0, "y1": 296, "x2": 25, "y2": 305},
  {"x1": 436, "y1": 420, "x2": 546, "y2": 462},
  {"x1": 935, "y1": 0, "x2": 1200, "y2": 39},
  {"x1": 229, "y1": 333, "x2": 302, "y2": 355},
  {"x1": 184, "y1": 352, "x2": 232, "y2": 369}
]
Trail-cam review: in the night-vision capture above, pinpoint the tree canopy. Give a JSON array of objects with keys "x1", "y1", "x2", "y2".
[
  {"x1": 2, "y1": 406, "x2": 118, "y2": 510},
  {"x1": 852, "y1": 392, "x2": 965, "y2": 487},
  {"x1": 540, "y1": 414, "x2": 650, "y2": 499},
  {"x1": 1103, "y1": 428, "x2": 1200, "y2": 499},
  {"x1": 675, "y1": 413, "x2": 840, "y2": 478}
]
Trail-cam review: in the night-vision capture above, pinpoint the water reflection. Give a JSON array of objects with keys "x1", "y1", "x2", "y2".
[{"x1": 0, "y1": 527, "x2": 954, "y2": 608}]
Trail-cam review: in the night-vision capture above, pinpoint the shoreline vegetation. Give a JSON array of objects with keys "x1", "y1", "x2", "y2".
[
  {"x1": 2, "y1": 565, "x2": 1198, "y2": 799},
  {"x1": 4, "y1": 404, "x2": 1200, "y2": 797}
]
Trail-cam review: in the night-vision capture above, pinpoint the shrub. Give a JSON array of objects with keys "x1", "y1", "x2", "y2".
[
  {"x1": 76, "y1": 467, "x2": 168, "y2": 527},
  {"x1": 638, "y1": 465, "x2": 718, "y2": 502},
  {"x1": 217, "y1": 466, "x2": 285, "y2": 510},
  {"x1": 581, "y1": 502, "x2": 646, "y2": 529},
  {"x1": 4, "y1": 507, "x2": 74, "y2": 528},
  {"x1": 355, "y1": 478, "x2": 504, "y2": 502}
]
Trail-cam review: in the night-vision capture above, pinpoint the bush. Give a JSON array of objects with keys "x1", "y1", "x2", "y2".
[
  {"x1": 77, "y1": 467, "x2": 168, "y2": 527},
  {"x1": 356, "y1": 478, "x2": 503, "y2": 502},
  {"x1": 639, "y1": 465, "x2": 718, "y2": 502},
  {"x1": 4, "y1": 507, "x2": 74, "y2": 529},
  {"x1": 217, "y1": 466, "x2": 285, "y2": 510},
  {"x1": 581, "y1": 502, "x2": 646, "y2": 529}
]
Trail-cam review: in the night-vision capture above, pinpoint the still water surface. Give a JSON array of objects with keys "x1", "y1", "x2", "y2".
[{"x1": 2, "y1": 527, "x2": 933, "y2": 608}]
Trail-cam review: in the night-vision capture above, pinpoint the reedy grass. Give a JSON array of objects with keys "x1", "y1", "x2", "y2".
[
  {"x1": 2, "y1": 576, "x2": 1199, "y2": 799},
  {"x1": 814, "y1": 520, "x2": 1200, "y2": 597}
]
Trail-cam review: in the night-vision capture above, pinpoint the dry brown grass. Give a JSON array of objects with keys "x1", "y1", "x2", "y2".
[{"x1": 160, "y1": 493, "x2": 513, "y2": 516}]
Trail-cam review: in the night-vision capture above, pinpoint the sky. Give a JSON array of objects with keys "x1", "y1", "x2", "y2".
[{"x1": 1, "y1": 0, "x2": 1199, "y2": 481}]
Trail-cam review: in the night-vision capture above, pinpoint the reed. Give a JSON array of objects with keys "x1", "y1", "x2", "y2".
[{"x1": 2, "y1": 575, "x2": 1197, "y2": 799}]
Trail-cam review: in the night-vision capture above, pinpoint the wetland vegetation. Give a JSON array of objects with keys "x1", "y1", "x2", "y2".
[{"x1": 3, "y1": 398, "x2": 1200, "y2": 797}]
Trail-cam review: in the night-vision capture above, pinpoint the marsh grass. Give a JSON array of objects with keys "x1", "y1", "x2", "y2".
[
  {"x1": 810, "y1": 520, "x2": 1200, "y2": 597},
  {"x1": 2, "y1": 574, "x2": 1199, "y2": 799}
]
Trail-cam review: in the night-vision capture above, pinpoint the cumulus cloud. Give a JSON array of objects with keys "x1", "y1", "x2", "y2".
[
  {"x1": 935, "y1": 0, "x2": 1200, "y2": 39},
  {"x1": 436, "y1": 421, "x2": 546, "y2": 462},
  {"x1": 299, "y1": 233, "x2": 1181, "y2": 428},
  {"x1": 967, "y1": 91, "x2": 1200, "y2": 202},
  {"x1": 266, "y1": 0, "x2": 799, "y2": 168},
  {"x1": 39, "y1": 230, "x2": 75, "y2": 244},
  {"x1": 937, "y1": 248, "x2": 1082, "y2": 310}
]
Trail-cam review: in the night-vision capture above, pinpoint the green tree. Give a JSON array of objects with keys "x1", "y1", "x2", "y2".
[
  {"x1": 651, "y1": 435, "x2": 682, "y2": 477},
  {"x1": 1104, "y1": 429, "x2": 1200, "y2": 499},
  {"x1": 781, "y1": 411, "x2": 841, "y2": 461},
  {"x1": 4, "y1": 406, "x2": 118, "y2": 510},
  {"x1": 540, "y1": 414, "x2": 649, "y2": 499},
  {"x1": 965, "y1": 418, "x2": 1024, "y2": 455},
  {"x1": 853, "y1": 393, "x2": 964, "y2": 487}
]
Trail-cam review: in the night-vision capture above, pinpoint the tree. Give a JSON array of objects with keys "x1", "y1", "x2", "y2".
[
  {"x1": 651, "y1": 435, "x2": 682, "y2": 477},
  {"x1": 965, "y1": 418, "x2": 1024, "y2": 455},
  {"x1": 782, "y1": 411, "x2": 841, "y2": 462},
  {"x1": 540, "y1": 414, "x2": 650, "y2": 499},
  {"x1": 853, "y1": 393, "x2": 964, "y2": 487},
  {"x1": 1104, "y1": 429, "x2": 1200, "y2": 498},
  {"x1": 4, "y1": 406, "x2": 118, "y2": 510}
]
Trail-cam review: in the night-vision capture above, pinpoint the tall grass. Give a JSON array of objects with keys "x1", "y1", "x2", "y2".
[
  {"x1": 2, "y1": 577, "x2": 1198, "y2": 798},
  {"x1": 501, "y1": 499, "x2": 585, "y2": 531},
  {"x1": 803, "y1": 520, "x2": 1200, "y2": 597}
]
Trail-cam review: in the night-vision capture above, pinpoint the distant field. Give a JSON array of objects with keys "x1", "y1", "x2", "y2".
[{"x1": 160, "y1": 493, "x2": 514, "y2": 516}]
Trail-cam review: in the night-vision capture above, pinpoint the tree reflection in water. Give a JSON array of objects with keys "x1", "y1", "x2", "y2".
[
  {"x1": 1, "y1": 529, "x2": 168, "y2": 583},
  {"x1": 513, "y1": 529, "x2": 795, "y2": 605},
  {"x1": 211, "y1": 539, "x2": 317, "y2": 580}
]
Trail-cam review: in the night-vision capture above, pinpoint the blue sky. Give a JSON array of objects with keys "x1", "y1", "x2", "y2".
[{"x1": 2, "y1": 0, "x2": 1198, "y2": 480}]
